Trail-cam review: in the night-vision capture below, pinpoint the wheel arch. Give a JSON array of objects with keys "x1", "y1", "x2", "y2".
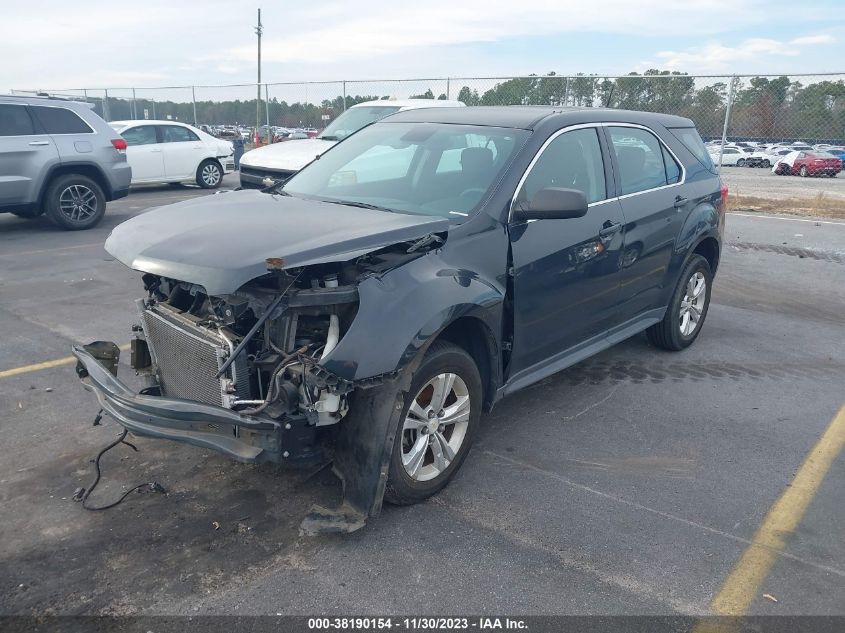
[
  {"x1": 691, "y1": 235, "x2": 720, "y2": 275},
  {"x1": 430, "y1": 315, "x2": 500, "y2": 412},
  {"x1": 319, "y1": 258, "x2": 505, "y2": 395},
  {"x1": 39, "y1": 162, "x2": 112, "y2": 205}
]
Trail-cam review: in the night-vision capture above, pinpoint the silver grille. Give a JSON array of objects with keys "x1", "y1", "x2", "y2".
[{"x1": 140, "y1": 305, "x2": 250, "y2": 407}]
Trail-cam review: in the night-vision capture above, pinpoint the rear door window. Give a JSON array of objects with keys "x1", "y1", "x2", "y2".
[
  {"x1": 121, "y1": 125, "x2": 159, "y2": 146},
  {"x1": 30, "y1": 106, "x2": 93, "y2": 134},
  {"x1": 160, "y1": 125, "x2": 199, "y2": 143},
  {"x1": 0, "y1": 104, "x2": 35, "y2": 136},
  {"x1": 608, "y1": 127, "x2": 669, "y2": 195}
]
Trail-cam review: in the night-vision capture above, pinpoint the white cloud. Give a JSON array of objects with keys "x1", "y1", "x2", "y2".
[
  {"x1": 642, "y1": 34, "x2": 837, "y2": 74},
  {"x1": 789, "y1": 34, "x2": 836, "y2": 45},
  {"x1": 1, "y1": 1, "x2": 842, "y2": 90},
  {"x1": 226, "y1": 0, "x2": 765, "y2": 66}
]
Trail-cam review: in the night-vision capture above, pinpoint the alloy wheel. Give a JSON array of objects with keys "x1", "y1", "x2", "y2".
[
  {"x1": 201, "y1": 163, "x2": 221, "y2": 186},
  {"x1": 679, "y1": 271, "x2": 706, "y2": 337},
  {"x1": 58, "y1": 185, "x2": 98, "y2": 223},
  {"x1": 401, "y1": 372, "x2": 470, "y2": 482}
]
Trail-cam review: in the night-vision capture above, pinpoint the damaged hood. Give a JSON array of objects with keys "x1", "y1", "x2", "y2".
[{"x1": 105, "y1": 190, "x2": 448, "y2": 295}]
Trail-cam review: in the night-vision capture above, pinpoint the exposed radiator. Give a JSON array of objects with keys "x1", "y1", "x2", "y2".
[{"x1": 140, "y1": 304, "x2": 250, "y2": 407}]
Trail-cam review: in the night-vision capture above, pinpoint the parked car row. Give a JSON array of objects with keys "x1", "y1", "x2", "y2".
[
  {"x1": 3, "y1": 94, "x2": 841, "y2": 232},
  {"x1": 706, "y1": 139, "x2": 844, "y2": 173},
  {"x1": 0, "y1": 94, "x2": 237, "y2": 230},
  {"x1": 772, "y1": 150, "x2": 843, "y2": 177}
]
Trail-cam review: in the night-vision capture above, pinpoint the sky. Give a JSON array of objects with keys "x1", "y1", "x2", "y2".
[{"x1": 4, "y1": 0, "x2": 844, "y2": 96}]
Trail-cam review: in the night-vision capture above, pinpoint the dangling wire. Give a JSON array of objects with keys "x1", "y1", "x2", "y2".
[{"x1": 73, "y1": 429, "x2": 166, "y2": 511}]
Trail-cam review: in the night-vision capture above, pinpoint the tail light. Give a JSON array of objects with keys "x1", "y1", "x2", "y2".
[
  {"x1": 111, "y1": 138, "x2": 127, "y2": 153},
  {"x1": 720, "y1": 180, "x2": 728, "y2": 212}
]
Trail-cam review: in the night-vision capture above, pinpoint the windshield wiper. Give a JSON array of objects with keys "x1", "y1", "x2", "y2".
[
  {"x1": 317, "y1": 135, "x2": 340, "y2": 141},
  {"x1": 319, "y1": 199, "x2": 396, "y2": 213},
  {"x1": 261, "y1": 181, "x2": 290, "y2": 195}
]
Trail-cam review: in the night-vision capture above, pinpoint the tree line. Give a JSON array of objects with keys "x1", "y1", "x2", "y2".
[{"x1": 89, "y1": 71, "x2": 845, "y2": 142}]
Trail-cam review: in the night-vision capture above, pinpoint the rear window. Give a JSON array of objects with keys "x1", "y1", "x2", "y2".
[
  {"x1": 31, "y1": 106, "x2": 93, "y2": 134},
  {"x1": 0, "y1": 104, "x2": 35, "y2": 136},
  {"x1": 669, "y1": 127, "x2": 715, "y2": 172},
  {"x1": 160, "y1": 125, "x2": 199, "y2": 143}
]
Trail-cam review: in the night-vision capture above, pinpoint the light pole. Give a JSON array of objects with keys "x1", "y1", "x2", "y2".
[{"x1": 255, "y1": 8, "x2": 262, "y2": 145}]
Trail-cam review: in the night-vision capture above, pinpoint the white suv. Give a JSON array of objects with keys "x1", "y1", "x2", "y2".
[
  {"x1": 239, "y1": 99, "x2": 464, "y2": 188},
  {"x1": 109, "y1": 120, "x2": 235, "y2": 188}
]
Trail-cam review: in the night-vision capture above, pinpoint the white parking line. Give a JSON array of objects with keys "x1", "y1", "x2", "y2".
[{"x1": 730, "y1": 212, "x2": 845, "y2": 226}]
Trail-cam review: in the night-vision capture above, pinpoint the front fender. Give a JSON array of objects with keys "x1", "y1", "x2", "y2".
[{"x1": 320, "y1": 253, "x2": 504, "y2": 382}]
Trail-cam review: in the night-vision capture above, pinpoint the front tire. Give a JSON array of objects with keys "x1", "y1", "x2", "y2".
[
  {"x1": 384, "y1": 341, "x2": 482, "y2": 506},
  {"x1": 737, "y1": 158, "x2": 746, "y2": 167},
  {"x1": 43, "y1": 174, "x2": 105, "y2": 230},
  {"x1": 761, "y1": 159, "x2": 771, "y2": 168},
  {"x1": 800, "y1": 165, "x2": 808, "y2": 177},
  {"x1": 196, "y1": 160, "x2": 223, "y2": 189},
  {"x1": 646, "y1": 254, "x2": 712, "y2": 351}
]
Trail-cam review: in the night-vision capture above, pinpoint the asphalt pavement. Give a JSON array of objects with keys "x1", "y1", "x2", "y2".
[{"x1": 0, "y1": 176, "x2": 843, "y2": 617}]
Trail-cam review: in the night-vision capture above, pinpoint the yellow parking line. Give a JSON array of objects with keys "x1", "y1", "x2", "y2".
[
  {"x1": 0, "y1": 343, "x2": 131, "y2": 379},
  {"x1": 709, "y1": 403, "x2": 845, "y2": 616}
]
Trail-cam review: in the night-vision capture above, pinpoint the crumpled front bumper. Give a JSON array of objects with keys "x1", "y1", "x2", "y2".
[{"x1": 72, "y1": 344, "x2": 284, "y2": 463}]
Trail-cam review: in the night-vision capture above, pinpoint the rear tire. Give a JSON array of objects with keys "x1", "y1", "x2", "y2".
[
  {"x1": 646, "y1": 254, "x2": 712, "y2": 351},
  {"x1": 196, "y1": 160, "x2": 223, "y2": 189},
  {"x1": 737, "y1": 158, "x2": 746, "y2": 167},
  {"x1": 43, "y1": 174, "x2": 105, "y2": 230},
  {"x1": 384, "y1": 341, "x2": 482, "y2": 506},
  {"x1": 800, "y1": 165, "x2": 808, "y2": 177},
  {"x1": 761, "y1": 159, "x2": 771, "y2": 168}
]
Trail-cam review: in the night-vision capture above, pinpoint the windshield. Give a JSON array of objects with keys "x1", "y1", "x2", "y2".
[
  {"x1": 317, "y1": 106, "x2": 402, "y2": 141},
  {"x1": 283, "y1": 122, "x2": 527, "y2": 219}
]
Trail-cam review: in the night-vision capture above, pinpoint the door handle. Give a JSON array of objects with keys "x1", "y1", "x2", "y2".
[
  {"x1": 28, "y1": 141, "x2": 50, "y2": 146},
  {"x1": 673, "y1": 195, "x2": 688, "y2": 208},
  {"x1": 599, "y1": 222, "x2": 622, "y2": 238},
  {"x1": 150, "y1": 148, "x2": 163, "y2": 152}
]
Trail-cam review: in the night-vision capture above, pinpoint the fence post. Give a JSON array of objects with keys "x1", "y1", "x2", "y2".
[
  {"x1": 446, "y1": 77, "x2": 451, "y2": 100},
  {"x1": 717, "y1": 76, "x2": 738, "y2": 170},
  {"x1": 342, "y1": 80, "x2": 347, "y2": 111},
  {"x1": 83, "y1": 89, "x2": 88, "y2": 102},
  {"x1": 103, "y1": 89, "x2": 110, "y2": 122},
  {"x1": 132, "y1": 88, "x2": 137, "y2": 119},
  {"x1": 192, "y1": 86, "x2": 198, "y2": 126},
  {"x1": 265, "y1": 84, "x2": 271, "y2": 142},
  {"x1": 152, "y1": 99, "x2": 156, "y2": 119}
]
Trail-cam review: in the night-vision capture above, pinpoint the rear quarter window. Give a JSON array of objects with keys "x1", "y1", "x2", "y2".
[
  {"x1": 31, "y1": 106, "x2": 93, "y2": 134},
  {"x1": 669, "y1": 127, "x2": 715, "y2": 172}
]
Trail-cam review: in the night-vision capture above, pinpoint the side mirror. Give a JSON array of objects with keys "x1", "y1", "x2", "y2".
[{"x1": 512, "y1": 187, "x2": 588, "y2": 221}]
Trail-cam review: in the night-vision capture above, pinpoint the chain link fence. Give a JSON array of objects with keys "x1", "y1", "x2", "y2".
[{"x1": 12, "y1": 72, "x2": 845, "y2": 155}]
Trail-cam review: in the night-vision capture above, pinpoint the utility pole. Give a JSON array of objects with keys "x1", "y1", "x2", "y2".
[
  {"x1": 255, "y1": 8, "x2": 262, "y2": 145},
  {"x1": 717, "y1": 76, "x2": 738, "y2": 170}
]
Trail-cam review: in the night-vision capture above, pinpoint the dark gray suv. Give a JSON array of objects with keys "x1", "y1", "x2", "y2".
[
  {"x1": 0, "y1": 95, "x2": 131, "y2": 230},
  {"x1": 73, "y1": 107, "x2": 724, "y2": 532}
]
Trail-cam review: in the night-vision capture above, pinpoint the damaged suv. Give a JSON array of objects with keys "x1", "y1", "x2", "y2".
[{"x1": 73, "y1": 107, "x2": 724, "y2": 532}]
